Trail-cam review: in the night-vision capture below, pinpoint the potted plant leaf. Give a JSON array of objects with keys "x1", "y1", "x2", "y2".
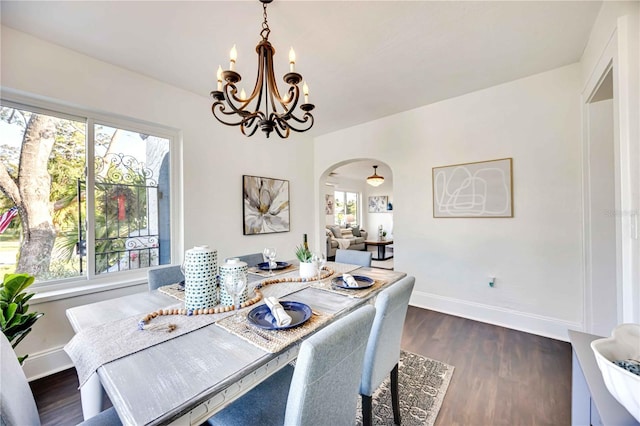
[{"x1": 0, "y1": 273, "x2": 44, "y2": 364}]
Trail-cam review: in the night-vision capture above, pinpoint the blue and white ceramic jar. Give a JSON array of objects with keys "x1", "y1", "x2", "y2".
[
  {"x1": 183, "y1": 245, "x2": 218, "y2": 310},
  {"x1": 219, "y1": 258, "x2": 249, "y2": 306}
]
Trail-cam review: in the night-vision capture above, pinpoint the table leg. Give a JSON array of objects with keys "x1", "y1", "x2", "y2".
[
  {"x1": 80, "y1": 373, "x2": 107, "y2": 420},
  {"x1": 378, "y1": 245, "x2": 385, "y2": 260}
]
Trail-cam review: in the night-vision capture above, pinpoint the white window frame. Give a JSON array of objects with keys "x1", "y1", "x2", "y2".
[
  {"x1": 333, "y1": 189, "x2": 361, "y2": 227},
  {"x1": 0, "y1": 92, "x2": 183, "y2": 298}
]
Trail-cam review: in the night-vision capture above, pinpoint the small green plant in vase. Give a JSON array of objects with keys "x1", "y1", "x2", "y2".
[
  {"x1": 295, "y1": 244, "x2": 313, "y2": 263},
  {"x1": 1, "y1": 273, "x2": 44, "y2": 364},
  {"x1": 296, "y1": 242, "x2": 318, "y2": 279}
]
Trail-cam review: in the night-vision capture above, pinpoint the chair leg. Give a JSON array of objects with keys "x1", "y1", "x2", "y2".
[
  {"x1": 361, "y1": 394, "x2": 373, "y2": 426},
  {"x1": 391, "y1": 363, "x2": 401, "y2": 425}
]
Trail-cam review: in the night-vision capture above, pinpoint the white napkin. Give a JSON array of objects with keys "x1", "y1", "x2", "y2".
[
  {"x1": 265, "y1": 297, "x2": 292, "y2": 327},
  {"x1": 342, "y1": 273, "x2": 359, "y2": 287}
]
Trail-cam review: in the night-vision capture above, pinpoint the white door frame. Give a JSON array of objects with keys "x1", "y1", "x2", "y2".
[{"x1": 581, "y1": 15, "x2": 640, "y2": 332}]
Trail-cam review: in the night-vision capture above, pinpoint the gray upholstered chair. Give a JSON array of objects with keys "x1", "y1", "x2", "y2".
[
  {"x1": 207, "y1": 305, "x2": 376, "y2": 426},
  {"x1": 229, "y1": 253, "x2": 264, "y2": 267},
  {"x1": 0, "y1": 332, "x2": 121, "y2": 426},
  {"x1": 335, "y1": 248, "x2": 372, "y2": 267},
  {"x1": 360, "y1": 276, "x2": 415, "y2": 426},
  {"x1": 147, "y1": 264, "x2": 184, "y2": 291}
]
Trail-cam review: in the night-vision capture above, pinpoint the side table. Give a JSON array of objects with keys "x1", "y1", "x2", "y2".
[
  {"x1": 569, "y1": 330, "x2": 638, "y2": 425},
  {"x1": 364, "y1": 239, "x2": 394, "y2": 261}
]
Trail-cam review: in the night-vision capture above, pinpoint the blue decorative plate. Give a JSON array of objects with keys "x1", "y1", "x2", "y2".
[
  {"x1": 256, "y1": 261, "x2": 290, "y2": 271},
  {"x1": 331, "y1": 275, "x2": 375, "y2": 290},
  {"x1": 247, "y1": 301, "x2": 312, "y2": 330}
]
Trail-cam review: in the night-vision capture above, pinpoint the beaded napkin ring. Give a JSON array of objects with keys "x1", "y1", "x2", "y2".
[{"x1": 139, "y1": 267, "x2": 335, "y2": 331}]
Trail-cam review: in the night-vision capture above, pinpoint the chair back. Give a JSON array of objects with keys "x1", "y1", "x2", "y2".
[
  {"x1": 335, "y1": 249, "x2": 372, "y2": 267},
  {"x1": 147, "y1": 264, "x2": 184, "y2": 291},
  {"x1": 360, "y1": 276, "x2": 415, "y2": 396},
  {"x1": 285, "y1": 305, "x2": 376, "y2": 425},
  {"x1": 0, "y1": 333, "x2": 41, "y2": 426},
  {"x1": 231, "y1": 253, "x2": 264, "y2": 268}
]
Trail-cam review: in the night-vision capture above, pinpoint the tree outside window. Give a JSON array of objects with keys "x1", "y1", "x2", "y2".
[{"x1": 0, "y1": 103, "x2": 172, "y2": 283}]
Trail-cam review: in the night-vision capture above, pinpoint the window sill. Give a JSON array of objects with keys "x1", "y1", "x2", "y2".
[{"x1": 31, "y1": 274, "x2": 148, "y2": 304}]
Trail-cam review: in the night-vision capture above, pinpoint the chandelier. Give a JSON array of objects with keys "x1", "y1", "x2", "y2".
[
  {"x1": 210, "y1": 0, "x2": 315, "y2": 138},
  {"x1": 367, "y1": 165, "x2": 385, "y2": 187}
]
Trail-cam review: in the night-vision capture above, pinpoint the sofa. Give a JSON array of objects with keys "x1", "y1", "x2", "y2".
[{"x1": 326, "y1": 225, "x2": 368, "y2": 259}]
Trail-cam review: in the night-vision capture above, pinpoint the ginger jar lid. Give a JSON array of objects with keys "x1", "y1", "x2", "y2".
[{"x1": 221, "y1": 257, "x2": 247, "y2": 269}]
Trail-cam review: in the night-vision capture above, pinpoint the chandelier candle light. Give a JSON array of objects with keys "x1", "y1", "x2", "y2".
[{"x1": 210, "y1": 0, "x2": 315, "y2": 138}]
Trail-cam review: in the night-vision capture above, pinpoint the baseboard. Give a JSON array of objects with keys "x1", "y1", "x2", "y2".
[
  {"x1": 410, "y1": 291, "x2": 583, "y2": 342},
  {"x1": 22, "y1": 344, "x2": 73, "y2": 382}
]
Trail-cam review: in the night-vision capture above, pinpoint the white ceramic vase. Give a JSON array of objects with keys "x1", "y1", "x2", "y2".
[
  {"x1": 183, "y1": 245, "x2": 218, "y2": 310},
  {"x1": 299, "y1": 262, "x2": 317, "y2": 280}
]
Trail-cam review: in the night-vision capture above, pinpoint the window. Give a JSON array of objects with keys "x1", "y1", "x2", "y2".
[
  {"x1": 334, "y1": 191, "x2": 359, "y2": 228},
  {"x1": 0, "y1": 101, "x2": 175, "y2": 286}
]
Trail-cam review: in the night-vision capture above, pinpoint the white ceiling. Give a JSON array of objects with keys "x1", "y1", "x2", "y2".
[{"x1": 1, "y1": 1, "x2": 601, "y2": 138}]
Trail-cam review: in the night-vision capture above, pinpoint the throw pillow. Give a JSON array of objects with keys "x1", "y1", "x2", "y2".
[
  {"x1": 329, "y1": 225, "x2": 342, "y2": 239},
  {"x1": 351, "y1": 228, "x2": 361, "y2": 237}
]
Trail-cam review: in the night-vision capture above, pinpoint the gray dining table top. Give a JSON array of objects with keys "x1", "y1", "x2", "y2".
[{"x1": 66, "y1": 266, "x2": 406, "y2": 426}]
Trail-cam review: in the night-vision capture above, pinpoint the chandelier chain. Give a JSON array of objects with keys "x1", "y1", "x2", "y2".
[{"x1": 260, "y1": 2, "x2": 271, "y2": 41}]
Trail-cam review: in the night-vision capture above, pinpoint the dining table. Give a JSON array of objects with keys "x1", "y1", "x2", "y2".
[{"x1": 65, "y1": 261, "x2": 406, "y2": 426}]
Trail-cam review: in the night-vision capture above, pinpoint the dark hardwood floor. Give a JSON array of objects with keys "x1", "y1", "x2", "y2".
[
  {"x1": 402, "y1": 307, "x2": 572, "y2": 426},
  {"x1": 30, "y1": 307, "x2": 571, "y2": 425}
]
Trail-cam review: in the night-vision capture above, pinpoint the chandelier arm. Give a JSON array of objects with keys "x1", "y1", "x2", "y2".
[
  {"x1": 264, "y1": 47, "x2": 286, "y2": 115},
  {"x1": 272, "y1": 118, "x2": 291, "y2": 138},
  {"x1": 241, "y1": 119, "x2": 261, "y2": 137},
  {"x1": 279, "y1": 85, "x2": 300, "y2": 119},
  {"x1": 221, "y1": 83, "x2": 253, "y2": 115},
  {"x1": 248, "y1": 44, "x2": 268, "y2": 113},
  {"x1": 283, "y1": 112, "x2": 314, "y2": 133},
  {"x1": 212, "y1": 102, "x2": 251, "y2": 126}
]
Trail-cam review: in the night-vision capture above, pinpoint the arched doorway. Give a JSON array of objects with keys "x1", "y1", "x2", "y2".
[{"x1": 319, "y1": 160, "x2": 394, "y2": 269}]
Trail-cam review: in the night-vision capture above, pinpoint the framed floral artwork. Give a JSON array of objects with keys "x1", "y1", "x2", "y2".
[
  {"x1": 368, "y1": 195, "x2": 388, "y2": 213},
  {"x1": 243, "y1": 175, "x2": 290, "y2": 235}
]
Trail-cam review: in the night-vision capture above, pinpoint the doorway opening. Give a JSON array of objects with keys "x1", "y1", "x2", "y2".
[
  {"x1": 584, "y1": 66, "x2": 618, "y2": 336},
  {"x1": 320, "y1": 160, "x2": 394, "y2": 270}
]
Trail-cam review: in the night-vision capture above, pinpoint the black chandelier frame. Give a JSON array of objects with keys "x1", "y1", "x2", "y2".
[{"x1": 210, "y1": 0, "x2": 315, "y2": 138}]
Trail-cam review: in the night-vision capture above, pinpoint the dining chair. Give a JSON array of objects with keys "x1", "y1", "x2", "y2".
[
  {"x1": 335, "y1": 249, "x2": 372, "y2": 267},
  {"x1": 207, "y1": 304, "x2": 376, "y2": 426},
  {"x1": 230, "y1": 252, "x2": 265, "y2": 267},
  {"x1": 360, "y1": 275, "x2": 415, "y2": 426},
  {"x1": 0, "y1": 332, "x2": 121, "y2": 426},
  {"x1": 147, "y1": 264, "x2": 184, "y2": 291}
]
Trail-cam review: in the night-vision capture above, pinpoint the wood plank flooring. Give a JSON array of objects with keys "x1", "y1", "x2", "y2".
[
  {"x1": 402, "y1": 307, "x2": 572, "y2": 425},
  {"x1": 30, "y1": 307, "x2": 571, "y2": 425}
]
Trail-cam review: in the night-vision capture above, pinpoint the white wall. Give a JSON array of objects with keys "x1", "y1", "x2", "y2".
[
  {"x1": 315, "y1": 64, "x2": 584, "y2": 340},
  {"x1": 1, "y1": 27, "x2": 315, "y2": 379}
]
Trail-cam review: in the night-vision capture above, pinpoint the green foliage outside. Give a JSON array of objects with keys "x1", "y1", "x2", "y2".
[
  {"x1": 0, "y1": 273, "x2": 43, "y2": 364},
  {"x1": 0, "y1": 106, "x2": 154, "y2": 280}
]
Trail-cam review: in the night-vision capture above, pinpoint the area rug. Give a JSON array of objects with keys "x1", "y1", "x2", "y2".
[{"x1": 355, "y1": 350, "x2": 454, "y2": 426}]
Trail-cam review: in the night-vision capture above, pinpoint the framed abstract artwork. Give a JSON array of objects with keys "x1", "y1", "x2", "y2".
[
  {"x1": 432, "y1": 157, "x2": 513, "y2": 218},
  {"x1": 368, "y1": 195, "x2": 388, "y2": 213},
  {"x1": 242, "y1": 175, "x2": 290, "y2": 235}
]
